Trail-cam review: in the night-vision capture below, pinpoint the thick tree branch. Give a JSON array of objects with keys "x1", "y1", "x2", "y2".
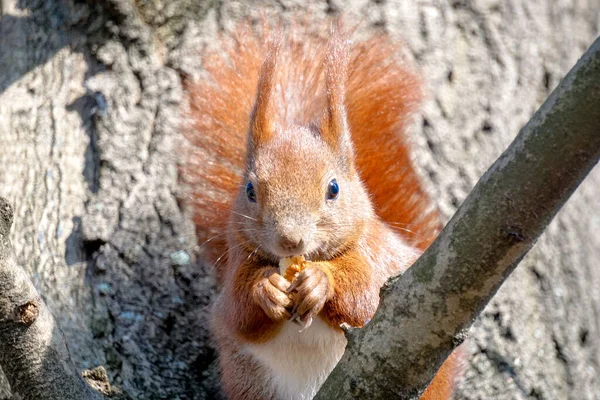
[
  {"x1": 0, "y1": 198, "x2": 102, "y2": 400},
  {"x1": 316, "y1": 36, "x2": 600, "y2": 399}
]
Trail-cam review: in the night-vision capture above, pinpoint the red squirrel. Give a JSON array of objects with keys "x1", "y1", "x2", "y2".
[{"x1": 183, "y1": 20, "x2": 458, "y2": 400}]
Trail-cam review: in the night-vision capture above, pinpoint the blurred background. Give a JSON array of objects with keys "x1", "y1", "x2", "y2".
[{"x1": 0, "y1": 0, "x2": 599, "y2": 398}]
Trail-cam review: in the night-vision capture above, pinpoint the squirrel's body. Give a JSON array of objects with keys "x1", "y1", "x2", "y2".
[
  {"x1": 184, "y1": 21, "x2": 456, "y2": 400},
  {"x1": 211, "y1": 220, "x2": 419, "y2": 399}
]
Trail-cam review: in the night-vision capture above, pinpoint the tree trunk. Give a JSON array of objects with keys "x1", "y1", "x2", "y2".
[{"x1": 0, "y1": 0, "x2": 598, "y2": 399}]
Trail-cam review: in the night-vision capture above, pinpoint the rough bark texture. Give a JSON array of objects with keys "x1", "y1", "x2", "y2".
[
  {"x1": 0, "y1": 0, "x2": 598, "y2": 399},
  {"x1": 0, "y1": 198, "x2": 102, "y2": 400}
]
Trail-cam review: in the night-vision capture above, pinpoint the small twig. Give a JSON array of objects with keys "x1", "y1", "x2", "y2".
[{"x1": 317, "y1": 36, "x2": 600, "y2": 399}]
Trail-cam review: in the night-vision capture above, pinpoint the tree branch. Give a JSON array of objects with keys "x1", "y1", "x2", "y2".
[
  {"x1": 0, "y1": 197, "x2": 102, "y2": 400},
  {"x1": 316, "y1": 36, "x2": 600, "y2": 399}
]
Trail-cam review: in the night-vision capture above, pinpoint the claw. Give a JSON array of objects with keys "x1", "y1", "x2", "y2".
[
  {"x1": 289, "y1": 313, "x2": 313, "y2": 331},
  {"x1": 298, "y1": 315, "x2": 313, "y2": 332},
  {"x1": 287, "y1": 279, "x2": 299, "y2": 294}
]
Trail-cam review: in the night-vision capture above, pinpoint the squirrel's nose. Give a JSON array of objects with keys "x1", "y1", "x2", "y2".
[{"x1": 279, "y1": 234, "x2": 304, "y2": 253}]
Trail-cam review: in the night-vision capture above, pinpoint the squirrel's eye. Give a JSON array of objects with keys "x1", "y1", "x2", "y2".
[
  {"x1": 246, "y1": 182, "x2": 257, "y2": 203},
  {"x1": 326, "y1": 179, "x2": 339, "y2": 200}
]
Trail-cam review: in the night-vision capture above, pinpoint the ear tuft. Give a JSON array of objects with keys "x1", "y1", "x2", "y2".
[
  {"x1": 321, "y1": 23, "x2": 351, "y2": 156},
  {"x1": 250, "y1": 36, "x2": 282, "y2": 149}
]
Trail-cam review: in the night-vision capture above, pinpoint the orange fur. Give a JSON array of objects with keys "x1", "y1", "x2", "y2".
[{"x1": 183, "y1": 20, "x2": 457, "y2": 400}]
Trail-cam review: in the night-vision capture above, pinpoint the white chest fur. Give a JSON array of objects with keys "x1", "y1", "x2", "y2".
[{"x1": 246, "y1": 318, "x2": 347, "y2": 400}]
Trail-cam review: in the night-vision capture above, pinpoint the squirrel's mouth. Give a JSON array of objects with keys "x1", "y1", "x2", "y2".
[
  {"x1": 265, "y1": 240, "x2": 312, "y2": 261},
  {"x1": 266, "y1": 238, "x2": 309, "y2": 259},
  {"x1": 269, "y1": 248, "x2": 307, "y2": 259}
]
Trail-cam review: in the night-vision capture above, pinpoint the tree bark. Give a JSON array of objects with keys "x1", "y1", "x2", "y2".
[
  {"x1": 0, "y1": 198, "x2": 102, "y2": 400},
  {"x1": 0, "y1": 0, "x2": 599, "y2": 399}
]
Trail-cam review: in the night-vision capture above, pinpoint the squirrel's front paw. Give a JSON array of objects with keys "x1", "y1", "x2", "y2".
[
  {"x1": 253, "y1": 269, "x2": 293, "y2": 322},
  {"x1": 288, "y1": 267, "x2": 334, "y2": 326}
]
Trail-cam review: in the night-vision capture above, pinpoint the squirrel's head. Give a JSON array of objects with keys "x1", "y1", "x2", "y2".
[{"x1": 231, "y1": 31, "x2": 374, "y2": 261}]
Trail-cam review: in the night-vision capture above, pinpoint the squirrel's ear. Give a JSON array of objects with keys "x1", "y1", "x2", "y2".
[
  {"x1": 249, "y1": 38, "x2": 281, "y2": 149},
  {"x1": 321, "y1": 27, "x2": 353, "y2": 160}
]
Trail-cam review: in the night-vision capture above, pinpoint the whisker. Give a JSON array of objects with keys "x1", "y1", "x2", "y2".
[
  {"x1": 246, "y1": 244, "x2": 261, "y2": 262},
  {"x1": 388, "y1": 226, "x2": 426, "y2": 236},
  {"x1": 313, "y1": 221, "x2": 431, "y2": 241},
  {"x1": 385, "y1": 222, "x2": 417, "y2": 227},
  {"x1": 313, "y1": 225, "x2": 433, "y2": 249},
  {"x1": 197, "y1": 232, "x2": 229, "y2": 248},
  {"x1": 196, "y1": 228, "x2": 258, "y2": 249},
  {"x1": 229, "y1": 210, "x2": 257, "y2": 221},
  {"x1": 211, "y1": 240, "x2": 252, "y2": 270}
]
